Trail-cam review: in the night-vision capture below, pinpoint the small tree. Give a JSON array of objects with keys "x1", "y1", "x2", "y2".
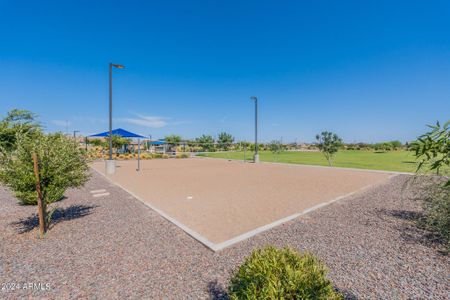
[
  {"x1": 315, "y1": 131, "x2": 343, "y2": 166},
  {"x1": 89, "y1": 138, "x2": 107, "y2": 148},
  {"x1": 0, "y1": 109, "x2": 40, "y2": 153},
  {"x1": 164, "y1": 134, "x2": 182, "y2": 145},
  {"x1": 412, "y1": 120, "x2": 450, "y2": 186},
  {"x1": 196, "y1": 134, "x2": 215, "y2": 152},
  {"x1": 111, "y1": 135, "x2": 131, "y2": 153},
  {"x1": 390, "y1": 140, "x2": 402, "y2": 150},
  {"x1": 268, "y1": 140, "x2": 282, "y2": 154},
  {"x1": 0, "y1": 132, "x2": 90, "y2": 236},
  {"x1": 410, "y1": 121, "x2": 450, "y2": 249},
  {"x1": 217, "y1": 132, "x2": 234, "y2": 151},
  {"x1": 165, "y1": 134, "x2": 182, "y2": 152},
  {"x1": 268, "y1": 140, "x2": 283, "y2": 162}
]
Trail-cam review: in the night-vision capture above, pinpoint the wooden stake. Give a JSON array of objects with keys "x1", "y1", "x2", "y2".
[{"x1": 32, "y1": 152, "x2": 46, "y2": 237}]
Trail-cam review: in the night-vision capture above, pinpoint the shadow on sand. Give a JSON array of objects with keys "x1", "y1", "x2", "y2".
[{"x1": 11, "y1": 204, "x2": 97, "y2": 234}]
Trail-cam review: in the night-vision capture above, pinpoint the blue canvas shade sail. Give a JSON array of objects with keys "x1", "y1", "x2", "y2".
[
  {"x1": 89, "y1": 128, "x2": 146, "y2": 171},
  {"x1": 89, "y1": 128, "x2": 146, "y2": 138},
  {"x1": 150, "y1": 140, "x2": 166, "y2": 145}
]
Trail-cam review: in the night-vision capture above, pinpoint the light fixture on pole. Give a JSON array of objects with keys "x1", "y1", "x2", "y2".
[
  {"x1": 250, "y1": 96, "x2": 259, "y2": 163},
  {"x1": 106, "y1": 63, "x2": 125, "y2": 175}
]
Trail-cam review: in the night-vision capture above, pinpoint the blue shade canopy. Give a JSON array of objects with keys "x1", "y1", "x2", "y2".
[
  {"x1": 150, "y1": 140, "x2": 166, "y2": 145},
  {"x1": 89, "y1": 128, "x2": 146, "y2": 138}
]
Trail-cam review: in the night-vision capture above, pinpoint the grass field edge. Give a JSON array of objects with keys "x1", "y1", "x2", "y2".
[{"x1": 196, "y1": 155, "x2": 414, "y2": 175}]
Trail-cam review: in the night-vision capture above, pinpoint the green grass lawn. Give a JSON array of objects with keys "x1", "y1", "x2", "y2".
[{"x1": 199, "y1": 150, "x2": 417, "y2": 172}]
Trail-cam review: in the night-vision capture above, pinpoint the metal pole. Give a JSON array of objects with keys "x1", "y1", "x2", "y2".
[
  {"x1": 244, "y1": 144, "x2": 246, "y2": 162},
  {"x1": 250, "y1": 96, "x2": 259, "y2": 163},
  {"x1": 255, "y1": 97, "x2": 258, "y2": 158},
  {"x1": 149, "y1": 134, "x2": 152, "y2": 152},
  {"x1": 73, "y1": 130, "x2": 79, "y2": 147},
  {"x1": 137, "y1": 138, "x2": 141, "y2": 171},
  {"x1": 109, "y1": 63, "x2": 113, "y2": 160}
]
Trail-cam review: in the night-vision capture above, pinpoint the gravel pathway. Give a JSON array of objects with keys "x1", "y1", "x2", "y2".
[{"x1": 1, "y1": 173, "x2": 449, "y2": 299}]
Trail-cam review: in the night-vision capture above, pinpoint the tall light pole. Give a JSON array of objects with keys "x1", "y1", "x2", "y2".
[
  {"x1": 107, "y1": 63, "x2": 125, "y2": 174},
  {"x1": 250, "y1": 96, "x2": 259, "y2": 163}
]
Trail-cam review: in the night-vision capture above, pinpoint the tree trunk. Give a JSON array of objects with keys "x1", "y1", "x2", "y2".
[{"x1": 32, "y1": 153, "x2": 46, "y2": 238}]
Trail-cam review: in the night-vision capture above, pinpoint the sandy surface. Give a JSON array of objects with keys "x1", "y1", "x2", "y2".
[
  {"x1": 92, "y1": 158, "x2": 391, "y2": 244},
  {"x1": 1, "y1": 172, "x2": 449, "y2": 299}
]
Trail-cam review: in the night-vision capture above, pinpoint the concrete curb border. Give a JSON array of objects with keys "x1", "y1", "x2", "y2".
[
  {"x1": 91, "y1": 167, "x2": 218, "y2": 251},
  {"x1": 196, "y1": 155, "x2": 414, "y2": 175}
]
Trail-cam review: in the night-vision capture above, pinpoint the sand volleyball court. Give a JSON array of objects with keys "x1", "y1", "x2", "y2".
[{"x1": 92, "y1": 158, "x2": 393, "y2": 250}]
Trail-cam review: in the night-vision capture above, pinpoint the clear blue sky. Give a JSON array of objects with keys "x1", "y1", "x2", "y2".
[{"x1": 1, "y1": 0, "x2": 449, "y2": 143}]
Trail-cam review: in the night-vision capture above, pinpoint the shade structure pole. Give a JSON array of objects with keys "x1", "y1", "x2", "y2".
[{"x1": 137, "y1": 138, "x2": 141, "y2": 171}]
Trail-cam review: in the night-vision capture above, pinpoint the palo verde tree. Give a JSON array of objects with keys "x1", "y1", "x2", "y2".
[
  {"x1": 89, "y1": 138, "x2": 107, "y2": 148},
  {"x1": 165, "y1": 134, "x2": 182, "y2": 145},
  {"x1": 0, "y1": 131, "x2": 90, "y2": 237},
  {"x1": 196, "y1": 134, "x2": 215, "y2": 152},
  {"x1": 268, "y1": 140, "x2": 283, "y2": 154},
  {"x1": 217, "y1": 132, "x2": 234, "y2": 151},
  {"x1": 315, "y1": 131, "x2": 343, "y2": 166},
  {"x1": 164, "y1": 134, "x2": 183, "y2": 152},
  {"x1": 268, "y1": 140, "x2": 283, "y2": 162},
  {"x1": 111, "y1": 135, "x2": 131, "y2": 152},
  {"x1": 412, "y1": 120, "x2": 450, "y2": 185},
  {"x1": 0, "y1": 109, "x2": 41, "y2": 153}
]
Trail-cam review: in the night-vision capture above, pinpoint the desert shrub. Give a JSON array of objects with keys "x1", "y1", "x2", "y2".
[
  {"x1": 176, "y1": 153, "x2": 189, "y2": 158},
  {"x1": 140, "y1": 153, "x2": 151, "y2": 160},
  {"x1": 411, "y1": 121, "x2": 450, "y2": 249},
  {"x1": 419, "y1": 178, "x2": 450, "y2": 247},
  {"x1": 229, "y1": 246, "x2": 342, "y2": 300},
  {"x1": 162, "y1": 154, "x2": 169, "y2": 159},
  {"x1": 152, "y1": 153, "x2": 163, "y2": 159}
]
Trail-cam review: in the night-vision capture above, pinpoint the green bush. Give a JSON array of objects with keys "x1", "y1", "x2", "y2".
[
  {"x1": 411, "y1": 121, "x2": 450, "y2": 249},
  {"x1": 229, "y1": 246, "x2": 342, "y2": 300},
  {"x1": 0, "y1": 132, "x2": 90, "y2": 205},
  {"x1": 419, "y1": 179, "x2": 450, "y2": 248}
]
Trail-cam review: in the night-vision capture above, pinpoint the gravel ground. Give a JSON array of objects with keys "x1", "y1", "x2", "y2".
[{"x1": 1, "y1": 173, "x2": 449, "y2": 299}]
